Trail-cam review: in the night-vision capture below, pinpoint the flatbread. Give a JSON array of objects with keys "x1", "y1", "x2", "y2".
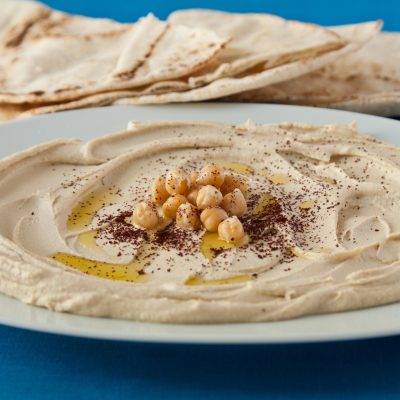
[
  {"x1": 225, "y1": 32, "x2": 400, "y2": 116},
  {"x1": 114, "y1": 21, "x2": 381, "y2": 105},
  {"x1": 0, "y1": 4, "x2": 347, "y2": 105},
  {"x1": 2, "y1": 5, "x2": 347, "y2": 107},
  {"x1": 14, "y1": 20, "x2": 381, "y2": 118},
  {"x1": 167, "y1": 10, "x2": 344, "y2": 86},
  {"x1": 0, "y1": 1, "x2": 227, "y2": 104},
  {"x1": 0, "y1": 6, "x2": 381, "y2": 119},
  {"x1": 0, "y1": 103, "x2": 33, "y2": 121}
]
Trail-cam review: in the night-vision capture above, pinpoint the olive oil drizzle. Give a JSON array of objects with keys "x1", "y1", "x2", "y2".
[
  {"x1": 200, "y1": 231, "x2": 235, "y2": 260},
  {"x1": 50, "y1": 252, "x2": 146, "y2": 282},
  {"x1": 216, "y1": 160, "x2": 254, "y2": 175},
  {"x1": 186, "y1": 274, "x2": 252, "y2": 286},
  {"x1": 67, "y1": 187, "x2": 117, "y2": 231}
]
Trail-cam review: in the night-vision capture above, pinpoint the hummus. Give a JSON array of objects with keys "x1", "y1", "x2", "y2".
[{"x1": 1, "y1": 120, "x2": 400, "y2": 323}]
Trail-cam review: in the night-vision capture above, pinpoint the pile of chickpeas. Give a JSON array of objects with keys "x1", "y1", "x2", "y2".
[{"x1": 131, "y1": 163, "x2": 249, "y2": 244}]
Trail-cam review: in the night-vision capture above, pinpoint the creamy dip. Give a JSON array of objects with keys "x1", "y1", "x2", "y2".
[{"x1": 1, "y1": 120, "x2": 400, "y2": 323}]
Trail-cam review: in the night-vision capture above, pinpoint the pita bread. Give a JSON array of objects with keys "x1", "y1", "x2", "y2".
[
  {"x1": 0, "y1": 1, "x2": 228, "y2": 104},
  {"x1": 17, "y1": 21, "x2": 380, "y2": 118},
  {"x1": 0, "y1": 6, "x2": 382, "y2": 119},
  {"x1": 114, "y1": 21, "x2": 381, "y2": 105},
  {"x1": 225, "y1": 32, "x2": 400, "y2": 116},
  {"x1": 33, "y1": 19, "x2": 378, "y2": 113},
  {"x1": 0, "y1": 4, "x2": 347, "y2": 105},
  {"x1": 0, "y1": 103, "x2": 33, "y2": 121},
  {"x1": 9, "y1": 80, "x2": 195, "y2": 119},
  {"x1": 167, "y1": 10, "x2": 344, "y2": 86}
]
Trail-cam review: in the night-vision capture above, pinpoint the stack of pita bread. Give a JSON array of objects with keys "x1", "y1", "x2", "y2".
[{"x1": 1, "y1": 0, "x2": 397, "y2": 120}]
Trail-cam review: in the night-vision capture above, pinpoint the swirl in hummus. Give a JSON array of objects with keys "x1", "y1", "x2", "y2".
[{"x1": 1, "y1": 120, "x2": 400, "y2": 323}]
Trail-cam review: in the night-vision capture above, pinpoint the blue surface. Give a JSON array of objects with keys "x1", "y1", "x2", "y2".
[
  {"x1": 1, "y1": 324, "x2": 400, "y2": 400},
  {"x1": 2, "y1": 1, "x2": 400, "y2": 399},
  {"x1": 40, "y1": 0, "x2": 400, "y2": 31}
]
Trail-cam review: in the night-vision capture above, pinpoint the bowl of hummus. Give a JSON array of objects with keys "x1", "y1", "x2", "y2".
[{"x1": 1, "y1": 118, "x2": 400, "y2": 324}]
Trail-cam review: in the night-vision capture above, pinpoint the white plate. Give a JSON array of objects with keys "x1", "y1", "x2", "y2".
[{"x1": 1, "y1": 103, "x2": 400, "y2": 344}]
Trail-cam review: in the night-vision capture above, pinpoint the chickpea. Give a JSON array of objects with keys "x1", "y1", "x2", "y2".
[
  {"x1": 176, "y1": 203, "x2": 201, "y2": 230},
  {"x1": 200, "y1": 207, "x2": 228, "y2": 232},
  {"x1": 196, "y1": 163, "x2": 225, "y2": 188},
  {"x1": 131, "y1": 201, "x2": 159, "y2": 230},
  {"x1": 190, "y1": 171, "x2": 198, "y2": 187},
  {"x1": 165, "y1": 168, "x2": 190, "y2": 195},
  {"x1": 218, "y1": 216, "x2": 246, "y2": 244},
  {"x1": 187, "y1": 187, "x2": 200, "y2": 205},
  {"x1": 162, "y1": 194, "x2": 187, "y2": 219},
  {"x1": 220, "y1": 174, "x2": 248, "y2": 197},
  {"x1": 221, "y1": 188, "x2": 247, "y2": 216},
  {"x1": 151, "y1": 176, "x2": 169, "y2": 205},
  {"x1": 196, "y1": 185, "x2": 223, "y2": 209}
]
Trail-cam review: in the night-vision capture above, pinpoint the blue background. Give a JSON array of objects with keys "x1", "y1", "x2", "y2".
[
  {"x1": 2, "y1": 324, "x2": 400, "y2": 400},
  {"x1": 2, "y1": 1, "x2": 400, "y2": 399},
  {"x1": 41, "y1": 0, "x2": 400, "y2": 31}
]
